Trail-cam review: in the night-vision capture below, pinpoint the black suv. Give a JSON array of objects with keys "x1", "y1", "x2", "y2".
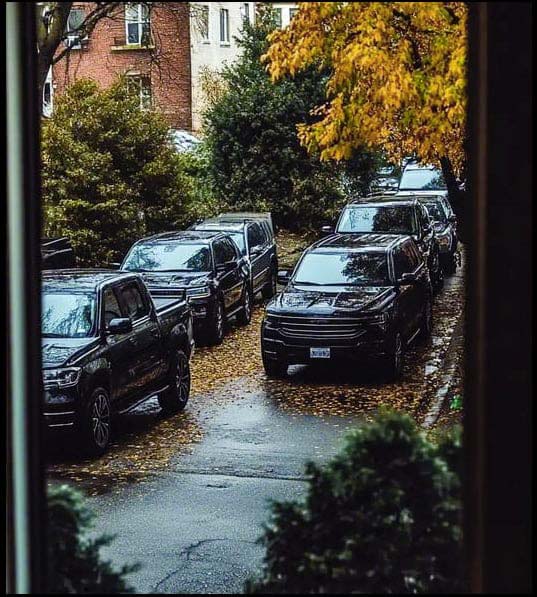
[
  {"x1": 42, "y1": 270, "x2": 194, "y2": 455},
  {"x1": 121, "y1": 231, "x2": 251, "y2": 344},
  {"x1": 397, "y1": 193, "x2": 459, "y2": 274},
  {"x1": 324, "y1": 197, "x2": 443, "y2": 291},
  {"x1": 191, "y1": 212, "x2": 278, "y2": 299},
  {"x1": 261, "y1": 234, "x2": 433, "y2": 380}
]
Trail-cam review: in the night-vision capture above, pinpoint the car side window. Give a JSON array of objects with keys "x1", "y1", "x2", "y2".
[
  {"x1": 393, "y1": 246, "x2": 415, "y2": 278},
  {"x1": 406, "y1": 241, "x2": 423, "y2": 268},
  {"x1": 248, "y1": 223, "x2": 264, "y2": 250},
  {"x1": 119, "y1": 282, "x2": 149, "y2": 321},
  {"x1": 213, "y1": 240, "x2": 227, "y2": 266},
  {"x1": 222, "y1": 237, "x2": 238, "y2": 261},
  {"x1": 102, "y1": 287, "x2": 123, "y2": 327}
]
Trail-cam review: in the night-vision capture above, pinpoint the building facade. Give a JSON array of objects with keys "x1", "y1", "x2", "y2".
[{"x1": 47, "y1": 2, "x2": 297, "y2": 133}]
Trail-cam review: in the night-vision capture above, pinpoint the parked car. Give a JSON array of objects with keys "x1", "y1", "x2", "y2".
[
  {"x1": 261, "y1": 234, "x2": 433, "y2": 380},
  {"x1": 169, "y1": 129, "x2": 201, "y2": 153},
  {"x1": 322, "y1": 197, "x2": 443, "y2": 291},
  {"x1": 191, "y1": 212, "x2": 278, "y2": 299},
  {"x1": 398, "y1": 162, "x2": 448, "y2": 196},
  {"x1": 41, "y1": 237, "x2": 75, "y2": 269},
  {"x1": 397, "y1": 193, "x2": 459, "y2": 274},
  {"x1": 42, "y1": 270, "x2": 194, "y2": 456},
  {"x1": 121, "y1": 231, "x2": 251, "y2": 345}
]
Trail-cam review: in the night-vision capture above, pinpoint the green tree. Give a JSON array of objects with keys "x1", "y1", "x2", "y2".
[
  {"x1": 47, "y1": 484, "x2": 139, "y2": 593},
  {"x1": 42, "y1": 78, "x2": 195, "y2": 265},
  {"x1": 204, "y1": 7, "x2": 377, "y2": 231},
  {"x1": 247, "y1": 410, "x2": 463, "y2": 594}
]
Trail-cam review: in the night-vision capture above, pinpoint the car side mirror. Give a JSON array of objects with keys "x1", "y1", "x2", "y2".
[
  {"x1": 107, "y1": 317, "x2": 133, "y2": 334},
  {"x1": 398, "y1": 272, "x2": 418, "y2": 285},
  {"x1": 277, "y1": 269, "x2": 291, "y2": 285},
  {"x1": 320, "y1": 225, "x2": 334, "y2": 236}
]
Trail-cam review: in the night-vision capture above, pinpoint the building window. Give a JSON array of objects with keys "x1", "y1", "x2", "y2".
[
  {"x1": 42, "y1": 67, "x2": 53, "y2": 117},
  {"x1": 273, "y1": 7, "x2": 282, "y2": 29},
  {"x1": 199, "y1": 5, "x2": 210, "y2": 41},
  {"x1": 65, "y1": 8, "x2": 86, "y2": 49},
  {"x1": 127, "y1": 75, "x2": 152, "y2": 110},
  {"x1": 289, "y1": 7, "x2": 298, "y2": 22},
  {"x1": 220, "y1": 8, "x2": 230, "y2": 44},
  {"x1": 241, "y1": 3, "x2": 250, "y2": 24},
  {"x1": 125, "y1": 3, "x2": 151, "y2": 46}
]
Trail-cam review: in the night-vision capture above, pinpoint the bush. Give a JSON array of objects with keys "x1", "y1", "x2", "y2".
[
  {"x1": 42, "y1": 79, "x2": 199, "y2": 266},
  {"x1": 246, "y1": 410, "x2": 464, "y2": 594},
  {"x1": 47, "y1": 484, "x2": 138, "y2": 593},
  {"x1": 204, "y1": 8, "x2": 377, "y2": 232}
]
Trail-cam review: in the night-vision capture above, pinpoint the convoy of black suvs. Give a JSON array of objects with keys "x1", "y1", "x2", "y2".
[{"x1": 42, "y1": 163, "x2": 460, "y2": 455}]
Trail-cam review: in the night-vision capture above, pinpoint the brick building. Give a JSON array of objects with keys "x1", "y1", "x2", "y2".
[
  {"x1": 46, "y1": 2, "x2": 297, "y2": 132},
  {"x1": 50, "y1": 2, "x2": 193, "y2": 130}
]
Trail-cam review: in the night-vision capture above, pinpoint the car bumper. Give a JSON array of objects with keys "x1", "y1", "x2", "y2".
[
  {"x1": 43, "y1": 386, "x2": 80, "y2": 429},
  {"x1": 189, "y1": 295, "x2": 218, "y2": 328}
]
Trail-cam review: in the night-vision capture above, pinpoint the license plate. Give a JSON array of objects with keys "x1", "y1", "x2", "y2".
[{"x1": 310, "y1": 347, "x2": 331, "y2": 359}]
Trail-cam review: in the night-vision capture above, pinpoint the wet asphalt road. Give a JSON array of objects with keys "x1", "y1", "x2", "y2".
[{"x1": 47, "y1": 250, "x2": 464, "y2": 594}]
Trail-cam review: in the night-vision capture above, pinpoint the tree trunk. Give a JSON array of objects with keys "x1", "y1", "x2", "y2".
[{"x1": 440, "y1": 155, "x2": 468, "y2": 244}]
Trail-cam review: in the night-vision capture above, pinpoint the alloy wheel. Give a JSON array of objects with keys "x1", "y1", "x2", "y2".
[
  {"x1": 174, "y1": 353, "x2": 191, "y2": 406},
  {"x1": 91, "y1": 392, "x2": 110, "y2": 449}
]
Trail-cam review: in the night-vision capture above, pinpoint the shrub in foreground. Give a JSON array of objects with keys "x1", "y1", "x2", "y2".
[
  {"x1": 247, "y1": 410, "x2": 463, "y2": 594},
  {"x1": 47, "y1": 484, "x2": 138, "y2": 593}
]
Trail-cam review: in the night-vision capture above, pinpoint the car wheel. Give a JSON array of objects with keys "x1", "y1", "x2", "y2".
[
  {"x1": 80, "y1": 387, "x2": 111, "y2": 457},
  {"x1": 446, "y1": 254, "x2": 457, "y2": 275},
  {"x1": 419, "y1": 298, "x2": 433, "y2": 340},
  {"x1": 434, "y1": 259, "x2": 444, "y2": 292},
  {"x1": 159, "y1": 349, "x2": 191, "y2": 415},
  {"x1": 262, "y1": 265, "x2": 277, "y2": 299},
  {"x1": 262, "y1": 352, "x2": 287, "y2": 378},
  {"x1": 384, "y1": 332, "x2": 404, "y2": 381},
  {"x1": 236, "y1": 285, "x2": 252, "y2": 326},
  {"x1": 208, "y1": 299, "x2": 225, "y2": 345}
]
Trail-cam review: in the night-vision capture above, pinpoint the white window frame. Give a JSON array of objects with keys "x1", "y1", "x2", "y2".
[
  {"x1": 42, "y1": 67, "x2": 53, "y2": 117},
  {"x1": 219, "y1": 8, "x2": 230, "y2": 45},
  {"x1": 125, "y1": 3, "x2": 151, "y2": 46},
  {"x1": 199, "y1": 4, "x2": 210, "y2": 43},
  {"x1": 65, "y1": 7, "x2": 86, "y2": 49},
  {"x1": 241, "y1": 2, "x2": 250, "y2": 24},
  {"x1": 127, "y1": 74, "x2": 152, "y2": 110}
]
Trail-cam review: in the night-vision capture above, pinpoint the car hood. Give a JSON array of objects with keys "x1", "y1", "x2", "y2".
[
  {"x1": 41, "y1": 337, "x2": 100, "y2": 368},
  {"x1": 268, "y1": 284, "x2": 395, "y2": 316},
  {"x1": 138, "y1": 271, "x2": 211, "y2": 289}
]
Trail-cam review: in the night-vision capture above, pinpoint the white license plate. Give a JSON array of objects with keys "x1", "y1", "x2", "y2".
[{"x1": 310, "y1": 347, "x2": 331, "y2": 359}]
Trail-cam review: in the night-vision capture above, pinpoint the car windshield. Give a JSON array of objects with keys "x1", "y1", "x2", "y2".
[
  {"x1": 42, "y1": 292, "x2": 95, "y2": 338},
  {"x1": 399, "y1": 168, "x2": 447, "y2": 190},
  {"x1": 123, "y1": 242, "x2": 212, "y2": 272},
  {"x1": 337, "y1": 206, "x2": 417, "y2": 235},
  {"x1": 422, "y1": 201, "x2": 448, "y2": 224},
  {"x1": 294, "y1": 252, "x2": 389, "y2": 286}
]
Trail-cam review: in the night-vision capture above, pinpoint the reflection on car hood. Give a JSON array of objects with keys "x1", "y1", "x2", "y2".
[
  {"x1": 41, "y1": 337, "x2": 99, "y2": 367},
  {"x1": 269, "y1": 284, "x2": 395, "y2": 315},
  {"x1": 139, "y1": 271, "x2": 211, "y2": 288}
]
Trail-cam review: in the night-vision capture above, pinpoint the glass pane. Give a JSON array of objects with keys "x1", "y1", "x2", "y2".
[
  {"x1": 294, "y1": 253, "x2": 389, "y2": 286},
  {"x1": 127, "y1": 23, "x2": 139, "y2": 44},
  {"x1": 125, "y1": 3, "x2": 139, "y2": 23},
  {"x1": 42, "y1": 293, "x2": 96, "y2": 338}
]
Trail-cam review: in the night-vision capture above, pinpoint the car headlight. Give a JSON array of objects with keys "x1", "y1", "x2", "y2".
[
  {"x1": 43, "y1": 367, "x2": 82, "y2": 389},
  {"x1": 437, "y1": 231, "x2": 451, "y2": 249},
  {"x1": 186, "y1": 285, "x2": 211, "y2": 298}
]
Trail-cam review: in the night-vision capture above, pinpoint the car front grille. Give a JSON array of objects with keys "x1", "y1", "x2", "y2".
[{"x1": 275, "y1": 315, "x2": 368, "y2": 340}]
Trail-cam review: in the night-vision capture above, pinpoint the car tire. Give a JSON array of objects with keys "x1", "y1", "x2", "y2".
[
  {"x1": 208, "y1": 299, "x2": 226, "y2": 345},
  {"x1": 445, "y1": 254, "x2": 457, "y2": 275},
  {"x1": 262, "y1": 352, "x2": 287, "y2": 378},
  {"x1": 419, "y1": 298, "x2": 433, "y2": 340},
  {"x1": 80, "y1": 387, "x2": 112, "y2": 457},
  {"x1": 262, "y1": 265, "x2": 277, "y2": 300},
  {"x1": 159, "y1": 349, "x2": 191, "y2": 415},
  {"x1": 433, "y1": 253, "x2": 444, "y2": 292},
  {"x1": 384, "y1": 331, "x2": 404, "y2": 381},
  {"x1": 236, "y1": 285, "x2": 252, "y2": 326}
]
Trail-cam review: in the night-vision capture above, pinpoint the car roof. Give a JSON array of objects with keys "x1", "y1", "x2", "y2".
[
  {"x1": 135, "y1": 230, "x2": 225, "y2": 244},
  {"x1": 309, "y1": 233, "x2": 406, "y2": 253},
  {"x1": 347, "y1": 197, "x2": 418, "y2": 208},
  {"x1": 42, "y1": 269, "x2": 138, "y2": 291},
  {"x1": 193, "y1": 220, "x2": 246, "y2": 232}
]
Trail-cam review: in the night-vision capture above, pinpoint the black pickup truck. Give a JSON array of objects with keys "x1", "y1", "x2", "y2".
[
  {"x1": 42, "y1": 270, "x2": 194, "y2": 456},
  {"x1": 261, "y1": 234, "x2": 432, "y2": 380}
]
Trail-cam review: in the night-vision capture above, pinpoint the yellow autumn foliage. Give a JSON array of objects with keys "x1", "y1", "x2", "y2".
[{"x1": 264, "y1": 2, "x2": 467, "y2": 173}]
